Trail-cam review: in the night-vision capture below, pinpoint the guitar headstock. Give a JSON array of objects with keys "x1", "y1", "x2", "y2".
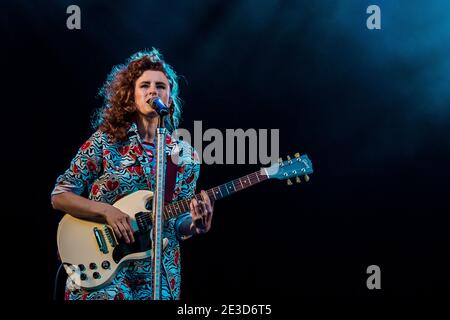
[{"x1": 264, "y1": 153, "x2": 313, "y2": 185}]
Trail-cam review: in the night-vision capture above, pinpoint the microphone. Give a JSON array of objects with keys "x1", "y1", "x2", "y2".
[{"x1": 149, "y1": 97, "x2": 169, "y2": 116}]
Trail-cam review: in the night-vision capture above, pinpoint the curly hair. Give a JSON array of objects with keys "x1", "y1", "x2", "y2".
[{"x1": 92, "y1": 48, "x2": 183, "y2": 141}]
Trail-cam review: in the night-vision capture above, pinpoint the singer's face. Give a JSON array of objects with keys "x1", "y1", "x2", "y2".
[{"x1": 134, "y1": 70, "x2": 171, "y2": 118}]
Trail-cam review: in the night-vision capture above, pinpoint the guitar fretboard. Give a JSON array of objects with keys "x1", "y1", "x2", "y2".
[{"x1": 139, "y1": 169, "x2": 269, "y2": 224}]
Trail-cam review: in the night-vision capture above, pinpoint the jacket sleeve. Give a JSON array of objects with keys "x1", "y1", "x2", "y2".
[
  {"x1": 51, "y1": 130, "x2": 104, "y2": 198},
  {"x1": 174, "y1": 146, "x2": 200, "y2": 240}
]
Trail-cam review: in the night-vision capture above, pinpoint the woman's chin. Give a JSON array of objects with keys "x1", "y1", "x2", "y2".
[{"x1": 142, "y1": 109, "x2": 158, "y2": 118}]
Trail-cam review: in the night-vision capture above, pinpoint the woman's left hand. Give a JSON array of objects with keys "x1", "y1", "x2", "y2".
[{"x1": 189, "y1": 190, "x2": 214, "y2": 234}]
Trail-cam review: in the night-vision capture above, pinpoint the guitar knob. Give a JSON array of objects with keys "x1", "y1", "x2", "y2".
[
  {"x1": 89, "y1": 263, "x2": 97, "y2": 270},
  {"x1": 101, "y1": 261, "x2": 111, "y2": 269},
  {"x1": 80, "y1": 273, "x2": 87, "y2": 281},
  {"x1": 78, "y1": 264, "x2": 86, "y2": 272},
  {"x1": 93, "y1": 272, "x2": 101, "y2": 279}
]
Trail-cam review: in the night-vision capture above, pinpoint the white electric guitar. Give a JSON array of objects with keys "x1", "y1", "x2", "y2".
[{"x1": 57, "y1": 153, "x2": 313, "y2": 289}]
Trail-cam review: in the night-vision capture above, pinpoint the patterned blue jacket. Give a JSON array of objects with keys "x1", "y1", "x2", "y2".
[{"x1": 52, "y1": 122, "x2": 200, "y2": 299}]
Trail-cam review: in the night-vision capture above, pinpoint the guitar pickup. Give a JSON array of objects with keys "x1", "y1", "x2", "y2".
[
  {"x1": 135, "y1": 211, "x2": 152, "y2": 233},
  {"x1": 93, "y1": 227, "x2": 109, "y2": 254}
]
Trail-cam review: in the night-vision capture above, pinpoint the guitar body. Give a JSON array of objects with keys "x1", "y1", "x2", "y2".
[
  {"x1": 57, "y1": 190, "x2": 168, "y2": 290},
  {"x1": 56, "y1": 153, "x2": 313, "y2": 291}
]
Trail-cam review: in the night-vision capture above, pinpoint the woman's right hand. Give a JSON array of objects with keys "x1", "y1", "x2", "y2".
[
  {"x1": 100, "y1": 204, "x2": 135, "y2": 244},
  {"x1": 51, "y1": 192, "x2": 135, "y2": 244}
]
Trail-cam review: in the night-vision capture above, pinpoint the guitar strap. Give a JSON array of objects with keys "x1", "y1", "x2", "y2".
[{"x1": 164, "y1": 155, "x2": 178, "y2": 205}]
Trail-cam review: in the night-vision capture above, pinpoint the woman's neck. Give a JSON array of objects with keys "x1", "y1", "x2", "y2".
[{"x1": 136, "y1": 115, "x2": 159, "y2": 144}]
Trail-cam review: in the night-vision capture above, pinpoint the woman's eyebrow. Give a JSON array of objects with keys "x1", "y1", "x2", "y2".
[{"x1": 138, "y1": 80, "x2": 167, "y2": 86}]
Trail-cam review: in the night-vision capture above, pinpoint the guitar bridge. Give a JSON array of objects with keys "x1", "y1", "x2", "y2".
[
  {"x1": 93, "y1": 227, "x2": 108, "y2": 254},
  {"x1": 103, "y1": 225, "x2": 117, "y2": 247}
]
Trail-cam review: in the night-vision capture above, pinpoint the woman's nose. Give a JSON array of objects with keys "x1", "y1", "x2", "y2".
[{"x1": 149, "y1": 84, "x2": 157, "y2": 96}]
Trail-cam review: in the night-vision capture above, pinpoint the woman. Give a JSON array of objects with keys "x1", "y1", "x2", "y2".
[{"x1": 51, "y1": 48, "x2": 214, "y2": 300}]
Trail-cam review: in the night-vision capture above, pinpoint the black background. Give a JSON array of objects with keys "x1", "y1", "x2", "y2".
[{"x1": 4, "y1": 0, "x2": 449, "y2": 311}]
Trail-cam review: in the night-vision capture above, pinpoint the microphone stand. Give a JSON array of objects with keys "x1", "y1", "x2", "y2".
[{"x1": 151, "y1": 99, "x2": 169, "y2": 300}]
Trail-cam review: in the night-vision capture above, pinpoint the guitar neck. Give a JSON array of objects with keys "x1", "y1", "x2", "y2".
[{"x1": 163, "y1": 169, "x2": 269, "y2": 220}]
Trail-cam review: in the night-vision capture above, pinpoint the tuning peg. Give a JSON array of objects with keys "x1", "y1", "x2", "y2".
[
  {"x1": 294, "y1": 153, "x2": 300, "y2": 158},
  {"x1": 287, "y1": 179, "x2": 293, "y2": 186},
  {"x1": 304, "y1": 174, "x2": 310, "y2": 182},
  {"x1": 278, "y1": 157, "x2": 284, "y2": 166},
  {"x1": 286, "y1": 155, "x2": 292, "y2": 164},
  {"x1": 296, "y1": 176, "x2": 301, "y2": 183}
]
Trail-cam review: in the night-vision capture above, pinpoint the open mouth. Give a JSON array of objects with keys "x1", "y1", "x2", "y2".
[{"x1": 146, "y1": 97, "x2": 157, "y2": 106}]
